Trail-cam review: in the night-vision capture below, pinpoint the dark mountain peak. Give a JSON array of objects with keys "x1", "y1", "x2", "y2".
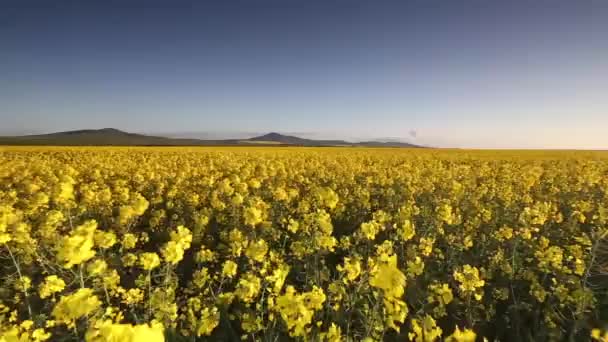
[
  {"x1": 264, "y1": 132, "x2": 283, "y2": 138},
  {"x1": 98, "y1": 128, "x2": 126, "y2": 134},
  {"x1": 249, "y1": 132, "x2": 305, "y2": 143},
  {"x1": 59, "y1": 128, "x2": 130, "y2": 136},
  {"x1": 251, "y1": 132, "x2": 288, "y2": 140}
]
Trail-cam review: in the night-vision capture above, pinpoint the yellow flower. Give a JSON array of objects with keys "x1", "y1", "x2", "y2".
[
  {"x1": 228, "y1": 229, "x2": 247, "y2": 257},
  {"x1": 320, "y1": 323, "x2": 342, "y2": 342},
  {"x1": 273, "y1": 188, "x2": 288, "y2": 201},
  {"x1": 94, "y1": 230, "x2": 117, "y2": 249},
  {"x1": 160, "y1": 226, "x2": 192, "y2": 265},
  {"x1": 87, "y1": 259, "x2": 108, "y2": 276},
  {"x1": 436, "y1": 203, "x2": 455, "y2": 224},
  {"x1": 16, "y1": 276, "x2": 32, "y2": 291},
  {"x1": 235, "y1": 274, "x2": 261, "y2": 303},
  {"x1": 121, "y1": 288, "x2": 144, "y2": 306},
  {"x1": 196, "y1": 307, "x2": 220, "y2": 336},
  {"x1": 103, "y1": 269, "x2": 121, "y2": 292},
  {"x1": 240, "y1": 312, "x2": 263, "y2": 333},
  {"x1": 20, "y1": 320, "x2": 34, "y2": 330},
  {"x1": 32, "y1": 328, "x2": 52, "y2": 341},
  {"x1": 336, "y1": 257, "x2": 361, "y2": 283},
  {"x1": 406, "y1": 257, "x2": 425, "y2": 277},
  {"x1": 245, "y1": 239, "x2": 268, "y2": 262},
  {"x1": 248, "y1": 179, "x2": 261, "y2": 189},
  {"x1": 445, "y1": 326, "x2": 477, "y2": 342},
  {"x1": 122, "y1": 233, "x2": 138, "y2": 250},
  {"x1": 86, "y1": 320, "x2": 164, "y2": 342},
  {"x1": 275, "y1": 285, "x2": 326, "y2": 337},
  {"x1": 56, "y1": 220, "x2": 97, "y2": 268},
  {"x1": 453, "y1": 265, "x2": 485, "y2": 301},
  {"x1": 119, "y1": 194, "x2": 150, "y2": 225},
  {"x1": 265, "y1": 263, "x2": 290, "y2": 294},
  {"x1": 195, "y1": 248, "x2": 215, "y2": 263},
  {"x1": 161, "y1": 241, "x2": 185, "y2": 265},
  {"x1": 316, "y1": 187, "x2": 339, "y2": 209},
  {"x1": 494, "y1": 226, "x2": 513, "y2": 241},
  {"x1": 231, "y1": 193, "x2": 244, "y2": 205},
  {"x1": 0, "y1": 231, "x2": 10, "y2": 244},
  {"x1": 369, "y1": 254, "x2": 406, "y2": 299},
  {"x1": 530, "y1": 281, "x2": 547, "y2": 303},
  {"x1": 221, "y1": 260, "x2": 238, "y2": 278},
  {"x1": 534, "y1": 241, "x2": 564, "y2": 272},
  {"x1": 244, "y1": 206, "x2": 263, "y2": 226},
  {"x1": 302, "y1": 286, "x2": 326, "y2": 310},
  {"x1": 428, "y1": 283, "x2": 453, "y2": 305},
  {"x1": 590, "y1": 328, "x2": 608, "y2": 341},
  {"x1": 52, "y1": 288, "x2": 101, "y2": 324},
  {"x1": 287, "y1": 219, "x2": 300, "y2": 233},
  {"x1": 192, "y1": 267, "x2": 210, "y2": 289},
  {"x1": 360, "y1": 221, "x2": 381, "y2": 240},
  {"x1": 419, "y1": 237, "x2": 435, "y2": 256},
  {"x1": 0, "y1": 205, "x2": 19, "y2": 243},
  {"x1": 384, "y1": 296, "x2": 408, "y2": 332},
  {"x1": 217, "y1": 292, "x2": 235, "y2": 307},
  {"x1": 398, "y1": 219, "x2": 416, "y2": 241},
  {"x1": 315, "y1": 235, "x2": 337, "y2": 252},
  {"x1": 122, "y1": 253, "x2": 138, "y2": 267},
  {"x1": 409, "y1": 315, "x2": 442, "y2": 342},
  {"x1": 139, "y1": 252, "x2": 161, "y2": 270},
  {"x1": 53, "y1": 175, "x2": 75, "y2": 205},
  {"x1": 170, "y1": 225, "x2": 192, "y2": 250}
]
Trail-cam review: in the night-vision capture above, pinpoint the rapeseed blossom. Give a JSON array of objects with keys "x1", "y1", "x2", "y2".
[
  {"x1": 39, "y1": 275, "x2": 66, "y2": 299},
  {"x1": 139, "y1": 252, "x2": 161, "y2": 270},
  {"x1": 52, "y1": 288, "x2": 101, "y2": 324},
  {"x1": 453, "y1": 265, "x2": 485, "y2": 301},
  {"x1": 56, "y1": 220, "x2": 97, "y2": 268},
  {"x1": 369, "y1": 254, "x2": 406, "y2": 299},
  {"x1": 336, "y1": 257, "x2": 361, "y2": 283},
  {"x1": 445, "y1": 326, "x2": 477, "y2": 342},
  {"x1": 222, "y1": 260, "x2": 238, "y2": 278},
  {"x1": 235, "y1": 274, "x2": 261, "y2": 303},
  {"x1": 86, "y1": 320, "x2": 164, "y2": 342},
  {"x1": 1, "y1": 147, "x2": 606, "y2": 340},
  {"x1": 275, "y1": 285, "x2": 326, "y2": 337}
]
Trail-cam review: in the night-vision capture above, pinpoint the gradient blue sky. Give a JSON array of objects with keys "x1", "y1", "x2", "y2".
[{"x1": 1, "y1": 0, "x2": 607, "y2": 148}]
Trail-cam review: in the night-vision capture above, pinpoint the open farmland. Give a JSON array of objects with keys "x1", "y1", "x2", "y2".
[{"x1": 1, "y1": 147, "x2": 608, "y2": 341}]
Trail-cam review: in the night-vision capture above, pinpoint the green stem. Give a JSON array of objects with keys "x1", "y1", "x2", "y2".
[
  {"x1": 102, "y1": 282, "x2": 111, "y2": 305},
  {"x1": 148, "y1": 270, "x2": 153, "y2": 320},
  {"x1": 5, "y1": 244, "x2": 33, "y2": 320},
  {"x1": 583, "y1": 231, "x2": 601, "y2": 286},
  {"x1": 79, "y1": 264, "x2": 85, "y2": 288}
]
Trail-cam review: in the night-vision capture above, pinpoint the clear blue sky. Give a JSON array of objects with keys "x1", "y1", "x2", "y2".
[{"x1": 1, "y1": 0, "x2": 607, "y2": 148}]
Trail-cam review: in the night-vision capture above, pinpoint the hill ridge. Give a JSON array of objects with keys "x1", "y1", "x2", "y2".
[{"x1": 0, "y1": 128, "x2": 423, "y2": 148}]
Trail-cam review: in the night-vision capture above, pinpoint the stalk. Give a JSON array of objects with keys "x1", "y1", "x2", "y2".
[{"x1": 5, "y1": 244, "x2": 33, "y2": 319}]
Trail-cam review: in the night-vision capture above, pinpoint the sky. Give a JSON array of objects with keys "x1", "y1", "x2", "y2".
[{"x1": 1, "y1": 0, "x2": 607, "y2": 149}]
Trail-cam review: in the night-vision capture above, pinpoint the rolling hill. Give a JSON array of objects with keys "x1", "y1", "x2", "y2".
[{"x1": 0, "y1": 129, "x2": 422, "y2": 148}]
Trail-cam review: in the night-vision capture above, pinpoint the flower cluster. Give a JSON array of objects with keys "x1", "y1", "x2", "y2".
[{"x1": 0, "y1": 146, "x2": 606, "y2": 341}]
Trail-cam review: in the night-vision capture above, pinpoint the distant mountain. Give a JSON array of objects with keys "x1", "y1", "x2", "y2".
[
  {"x1": 0, "y1": 128, "x2": 184, "y2": 146},
  {"x1": 249, "y1": 132, "x2": 307, "y2": 144},
  {"x1": 0, "y1": 129, "x2": 424, "y2": 148},
  {"x1": 247, "y1": 132, "x2": 353, "y2": 146}
]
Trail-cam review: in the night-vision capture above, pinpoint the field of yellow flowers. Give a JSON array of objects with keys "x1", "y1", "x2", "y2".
[{"x1": 1, "y1": 146, "x2": 608, "y2": 341}]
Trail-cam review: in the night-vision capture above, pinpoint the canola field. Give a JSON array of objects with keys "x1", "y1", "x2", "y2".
[{"x1": 1, "y1": 146, "x2": 608, "y2": 341}]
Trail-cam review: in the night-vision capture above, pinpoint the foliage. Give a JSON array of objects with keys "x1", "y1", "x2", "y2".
[{"x1": 1, "y1": 146, "x2": 608, "y2": 341}]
